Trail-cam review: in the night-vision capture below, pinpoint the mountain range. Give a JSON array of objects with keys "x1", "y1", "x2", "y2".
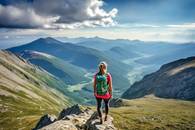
[
  {"x1": 5, "y1": 37, "x2": 195, "y2": 102},
  {"x1": 7, "y1": 37, "x2": 132, "y2": 99}
]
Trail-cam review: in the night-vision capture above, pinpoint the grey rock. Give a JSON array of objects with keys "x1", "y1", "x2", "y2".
[
  {"x1": 63, "y1": 109, "x2": 94, "y2": 129},
  {"x1": 33, "y1": 114, "x2": 57, "y2": 130},
  {"x1": 39, "y1": 120, "x2": 77, "y2": 130},
  {"x1": 58, "y1": 104, "x2": 85, "y2": 120},
  {"x1": 34, "y1": 104, "x2": 117, "y2": 130}
]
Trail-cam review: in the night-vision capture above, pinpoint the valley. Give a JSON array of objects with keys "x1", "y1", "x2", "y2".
[{"x1": 122, "y1": 53, "x2": 160, "y2": 86}]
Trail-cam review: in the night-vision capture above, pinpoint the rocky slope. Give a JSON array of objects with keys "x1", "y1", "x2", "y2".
[
  {"x1": 33, "y1": 104, "x2": 117, "y2": 130},
  {"x1": 122, "y1": 56, "x2": 195, "y2": 100},
  {"x1": 0, "y1": 50, "x2": 73, "y2": 130}
]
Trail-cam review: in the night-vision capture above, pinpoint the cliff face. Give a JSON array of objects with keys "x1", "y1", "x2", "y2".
[
  {"x1": 122, "y1": 56, "x2": 195, "y2": 100},
  {"x1": 33, "y1": 104, "x2": 117, "y2": 130}
]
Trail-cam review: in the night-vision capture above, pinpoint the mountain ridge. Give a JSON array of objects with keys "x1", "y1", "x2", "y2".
[
  {"x1": 20, "y1": 50, "x2": 90, "y2": 85},
  {"x1": 122, "y1": 56, "x2": 195, "y2": 100},
  {"x1": 0, "y1": 50, "x2": 74, "y2": 130}
]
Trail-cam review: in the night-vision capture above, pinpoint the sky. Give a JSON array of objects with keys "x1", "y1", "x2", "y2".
[{"x1": 0, "y1": 0, "x2": 195, "y2": 46}]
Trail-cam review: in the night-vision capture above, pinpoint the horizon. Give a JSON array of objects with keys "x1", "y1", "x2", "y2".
[
  {"x1": 0, "y1": 0, "x2": 195, "y2": 47},
  {"x1": 1, "y1": 35, "x2": 195, "y2": 50}
]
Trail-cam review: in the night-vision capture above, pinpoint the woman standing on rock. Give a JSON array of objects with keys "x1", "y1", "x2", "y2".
[{"x1": 93, "y1": 61, "x2": 112, "y2": 124}]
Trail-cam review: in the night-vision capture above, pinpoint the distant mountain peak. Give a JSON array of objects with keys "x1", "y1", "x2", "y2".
[
  {"x1": 45, "y1": 37, "x2": 59, "y2": 41},
  {"x1": 33, "y1": 37, "x2": 63, "y2": 45}
]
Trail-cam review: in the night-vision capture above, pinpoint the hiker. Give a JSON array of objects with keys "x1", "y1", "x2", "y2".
[{"x1": 93, "y1": 61, "x2": 113, "y2": 124}]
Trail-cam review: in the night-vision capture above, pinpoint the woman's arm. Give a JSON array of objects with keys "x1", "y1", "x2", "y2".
[
  {"x1": 93, "y1": 75, "x2": 97, "y2": 95},
  {"x1": 108, "y1": 74, "x2": 112, "y2": 97}
]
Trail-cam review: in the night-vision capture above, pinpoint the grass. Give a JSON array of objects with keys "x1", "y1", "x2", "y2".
[
  {"x1": 0, "y1": 95, "x2": 62, "y2": 130},
  {"x1": 0, "y1": 51, "x2": 73, "y2": 130},
  {"x1": 0, "y1": 80, "x2": 71, "y2": 130},
  {"x1": 88, "y1": 95, "x2": 195, "y2": 130},
  {"x1": 0, "y1": 80, "x2": 72, "y2": 130}
]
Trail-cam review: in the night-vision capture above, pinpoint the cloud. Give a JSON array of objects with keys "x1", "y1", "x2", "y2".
[
  {"x1": 116, "y1": 23, "x2": 160, "y2": 28},
  {"x1": 167, "y1": 23, "x2": 195, "y2": 29},
  {"x1": 0, "y1": 4, "x2": 57, "y2": 28},
  {"x1": 0, "y1": 0, "x2": 118, "y2": 29}
]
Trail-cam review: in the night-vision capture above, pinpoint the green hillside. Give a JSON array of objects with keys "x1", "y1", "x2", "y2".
[
  {"x1": 0, "y1": 50, "x2": 73, "y2": 130},
  {"x1": 89, "y1": 95, "x2": 195, "y2": 130},
  {"x1": 21, "y1": 50, "x2": 90, "y2": 85},
  {"x1": 112, "y1": 97, "x2": 195, "y2": 130}
]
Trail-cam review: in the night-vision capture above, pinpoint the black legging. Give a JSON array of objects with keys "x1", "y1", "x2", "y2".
[{"x1": 96, "y1": 97, "x2": 110, "y2": 118}]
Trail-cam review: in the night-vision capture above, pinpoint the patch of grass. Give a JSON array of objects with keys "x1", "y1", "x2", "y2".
[
  {"x1": 0, "y1": 91, "x2": 69, "y2": 130},
  {"x1": 88, "y1": 96, "x2": 195, "y2": 130}
]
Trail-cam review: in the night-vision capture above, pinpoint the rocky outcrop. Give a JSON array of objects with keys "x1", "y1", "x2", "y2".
[
  {"x1": 122, "y1": 56, "x2": 195, "y2": 101},
  {"x1": 58, "y1": 104, "x2": 86, "y2": 120},
  {"x1": 85, "y1": 112, "x2": 116, "y2": 130},
  {"x1": 33, "y1": 104, "x2": 117, "y2": 130},
  {"x1": 33, "y1": 115, "x2": 57, "y2": 130}
]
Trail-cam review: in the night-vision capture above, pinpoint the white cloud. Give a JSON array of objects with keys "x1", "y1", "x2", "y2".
[
  {"x1": 167, "y1": 23, "x2": 195, "y2": 30},
  {"x1": 0, "y1": 0, "x2": 118, "y2": 29},
  {"x1": 115, "y1": 23, "x2": 161, "y2": 28}
]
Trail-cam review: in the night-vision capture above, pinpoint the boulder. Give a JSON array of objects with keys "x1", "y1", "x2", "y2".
[
  {"x1": 33, "y1": 114, "x2": 57, "y2": 130},
  {"x1": 39, "y1": 120, "x2": 77, "y2": 130},
  {"x1": 58, "y1": 104, "x2": 85, "y2": 120}
]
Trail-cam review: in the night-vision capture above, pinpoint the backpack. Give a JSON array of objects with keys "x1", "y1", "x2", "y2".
[{"x1": 96, "y1": 72, "x2": 109, "y2": 95}]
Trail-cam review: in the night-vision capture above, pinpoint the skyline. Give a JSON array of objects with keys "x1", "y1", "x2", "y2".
[{"x1": 0, "y1": 0, "x2": 195, "y2": 45}]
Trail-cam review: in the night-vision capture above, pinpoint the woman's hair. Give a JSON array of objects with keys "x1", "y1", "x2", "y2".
[{"x1": 98, "y1": 61, "x2": 107, "y2": 73}]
